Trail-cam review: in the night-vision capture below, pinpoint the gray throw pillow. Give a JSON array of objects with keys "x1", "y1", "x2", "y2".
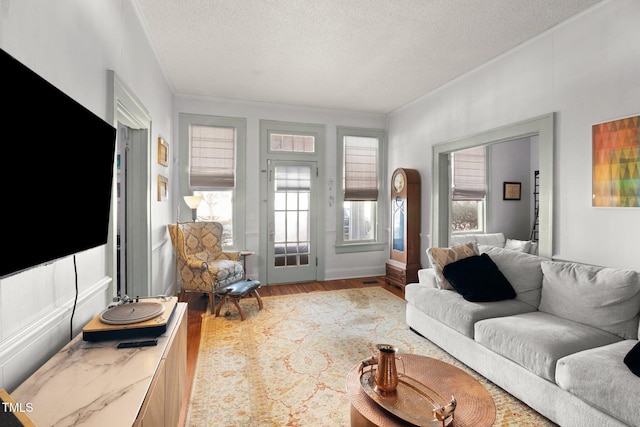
[{"x1": 478, "y1": 245, "x2": 546, "y2": 308}]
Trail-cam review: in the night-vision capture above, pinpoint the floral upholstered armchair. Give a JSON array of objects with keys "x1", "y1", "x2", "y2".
[{"x1": 168, "y1": 221, "x2": 243, "y2": 308}]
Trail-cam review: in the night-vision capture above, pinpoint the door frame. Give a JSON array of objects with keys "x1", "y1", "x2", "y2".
[
  {"x1": 432, "y1": 113, "x2": 554, "y2": 258},
  {"x1": 259, "y1": 120, "x2": 326, "y2": 285},
  {"x1": 107, "y1": 71, "x2": 152, "y2": 299},
  {"x1": 266, "y1": 159, "x2": 318, "y2": 284}
]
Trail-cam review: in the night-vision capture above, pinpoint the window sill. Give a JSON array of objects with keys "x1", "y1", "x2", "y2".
[{"x1": 335, "y1": 242, "x2": 386, "y2": 254}]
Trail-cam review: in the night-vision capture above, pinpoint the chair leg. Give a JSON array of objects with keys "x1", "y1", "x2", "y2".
[
  {"x1": 252, "y1": 289, "x2": 264, "y2": 311},
  {"x1": 214, "y1": 296, "x2": 247, "y2": 321},
  {"x1": 231, "y1": 299, "x2": 247, "y2": 321},
  {"x1": 214, "y1": 295, "x2": 226, "y2": 318},
  {"x1": 213, "y1": 288, "x2": 262, "y2": 321},
  {"x1": 208, "y1": 292, "x2": 215, "y2": 314}
]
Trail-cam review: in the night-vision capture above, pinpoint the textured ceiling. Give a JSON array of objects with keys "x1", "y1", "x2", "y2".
[{"x1": 136, "y1": 0, "x2": 602, "y2": 114}]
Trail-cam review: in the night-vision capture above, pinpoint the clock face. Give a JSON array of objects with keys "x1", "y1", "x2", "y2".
[{"x1": 393, "y1": 173, "x2": 405, "y2": 192}]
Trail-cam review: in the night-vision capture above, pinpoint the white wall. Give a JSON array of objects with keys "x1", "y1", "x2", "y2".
[
  {"x1": 2, "y1": 0, "x2": 638, "y2": 395},
  {"x1": 489, "y1": 137, "x2": 533, "y2": 240},
  {"x1": 0, "y1": 0, "x2": 173, "y2": 391},
  {"x1": 387, "y1": 0, "x2": 640, "y2": 271},
  {"x1": 173, "y1": 96, "x2": 387, "y2": 280}
]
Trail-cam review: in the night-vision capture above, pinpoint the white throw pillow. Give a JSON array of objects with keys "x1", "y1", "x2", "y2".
[{"x1": 504, "y1": 238, "x2": 532, "y2": 253}]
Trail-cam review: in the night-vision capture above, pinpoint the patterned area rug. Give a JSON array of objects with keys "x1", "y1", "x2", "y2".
[{"x1": 186, "y1": 287, "x2": 555, "y2": 426}]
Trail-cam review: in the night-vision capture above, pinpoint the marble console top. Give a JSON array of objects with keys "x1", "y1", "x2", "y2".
[{"x1": 12, "y1": 302, "x2": 187, "y2": 427}]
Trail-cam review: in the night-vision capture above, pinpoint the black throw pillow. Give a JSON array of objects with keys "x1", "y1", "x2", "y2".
[
  {"x1": 624, "y1": 342, "x2": 640, "y2": 377},
  {"x1": 442, "y1": 253, "x2": 516, "y2": 302}
]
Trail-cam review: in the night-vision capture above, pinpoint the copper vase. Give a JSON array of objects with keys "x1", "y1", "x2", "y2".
[{"x1": 374, "y1": 344, "x2": 403, "y2": 393}]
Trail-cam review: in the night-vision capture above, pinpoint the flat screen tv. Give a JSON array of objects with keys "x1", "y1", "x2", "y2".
[{"x1": 1, "y1": 48, "x2": 116, "y2": 278}]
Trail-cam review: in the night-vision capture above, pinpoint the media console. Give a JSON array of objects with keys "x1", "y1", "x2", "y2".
[{"x1": 11, "y1": 302, "x2": 187, "y2": 426}]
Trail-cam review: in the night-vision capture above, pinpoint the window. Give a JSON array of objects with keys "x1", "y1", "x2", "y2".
[
  {"x1": 189, "y1": 125, "x2": 235, "y2": 188},
  {"x1": 336, "y1": 127, "x2": 386, "y2": 253},
  {"x1": 269, "y1": 133, "x2": 315, "y2": 153},
  {"x1": 178, "y1": 114, "x2": 246, "y2": 249},
  {"x1": 193, "y1": 190, "x2": 234, "y2": 246},
  {"x1": 451, "y1": 147, "x2": 486, "y2": 233},
  {"x1": 189, "y1": 125, "x2": 235, "y2": 245}
]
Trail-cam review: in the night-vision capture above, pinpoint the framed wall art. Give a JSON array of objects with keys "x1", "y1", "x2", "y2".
[
  {"x1": 158, "y1": 136, "x2": 169, "y2": 166},
  {"x1": 503, "y1": 182, "x2": 521, "y2": 200},
  {"x1": 592, "y1": 115, "x2": 640, "y2": 207},
  {"x1": 158, "y1": 175, "x2": 168, "y2": 201}
]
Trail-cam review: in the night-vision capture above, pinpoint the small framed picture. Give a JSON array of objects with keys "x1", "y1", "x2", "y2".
[
  {"x1": 158, "y1": 136, "x2": 169, "y2": 166},
  {"x1": 503, "y1": 182, "x2": 521, "y2": 200},
  {"x1": 158, "y1": 175, "x2": 168, "y2": 201}
]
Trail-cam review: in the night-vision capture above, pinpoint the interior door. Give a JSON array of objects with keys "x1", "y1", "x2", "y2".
[{"x1": 267, "y1": 161, "x2": 317, "y2": 284}]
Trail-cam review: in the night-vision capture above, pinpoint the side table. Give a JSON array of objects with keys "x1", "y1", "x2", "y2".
[{"x1": 240, "y1": 250, "x2": 254, "y2": 280}]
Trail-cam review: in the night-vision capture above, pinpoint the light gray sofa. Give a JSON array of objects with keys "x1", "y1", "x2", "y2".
[
  {"x1": 405, "y1": 244, "x2": 640, "y2": 427},
  {"x1": 449, "y1": 231, "x2": 539, "y2": 255}
]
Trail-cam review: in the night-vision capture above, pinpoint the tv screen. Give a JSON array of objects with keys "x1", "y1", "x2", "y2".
[{"x1": 1, "y1": 48, "x2": 116, "y2": 278}]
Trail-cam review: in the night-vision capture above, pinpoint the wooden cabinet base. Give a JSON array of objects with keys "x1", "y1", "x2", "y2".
[
  {"x1": 385, "y1": 261, "x2": 419, "y2": 298},
  {"x1": 383, "y1": 279, "x2": 405, "y2": 298}
]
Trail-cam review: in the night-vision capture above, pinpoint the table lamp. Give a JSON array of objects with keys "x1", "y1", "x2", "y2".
[{"x1": 183, "y1": 196, "x2": 202, "y2": 222}]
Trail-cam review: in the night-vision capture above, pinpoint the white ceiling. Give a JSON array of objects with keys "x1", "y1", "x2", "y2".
[{"x1": 136, "y1": 0, "x2": 602, "y2": 115}]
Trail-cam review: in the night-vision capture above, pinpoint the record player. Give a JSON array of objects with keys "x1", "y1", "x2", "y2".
[{"x1": 82, "y1": 295, "x2": 178, "y2": 342}]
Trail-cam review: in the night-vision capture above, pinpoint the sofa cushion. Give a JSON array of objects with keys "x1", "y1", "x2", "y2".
[
  {"x1": 625, "y1": 341, "x2": 640, "y2": 377},
  {"x1": 556, "y1": 340, "x2": 640, "y2": 427},
  {"x1": 442, "y1": 254, "x2": 516, "y2": 302},
  {"x1": 417, "y1": 268, "x2": 438, "y2": 288},
  {"x1": 448, "y1": 234, "x2": 478, "y2": 247},
  {"x1": 475, "y1": 311, "x2": 622, "y2": 382},
  {"x1": 404, "y1": 283, "x2": 536, "y2": 338},
  {"x1": 474, "y1": 233, "x2": 506, "y2": 248},
  {"x1": 539, "y1": 261, "x2": 640, "y2": 339},
  {"x1": 426, "y1": 243, "x2": 477, "y2": 290},
  {"x1": 478, "y1": 245, "x2": 545, "y2": 308},
  {"x1": 504, "y1": 238, "x2": 532, "y2": 253}
]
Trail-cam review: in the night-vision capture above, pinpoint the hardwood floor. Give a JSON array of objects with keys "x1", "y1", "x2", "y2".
[{"x1": 176, "y1": 276, "x2": 387, "y2": 426}]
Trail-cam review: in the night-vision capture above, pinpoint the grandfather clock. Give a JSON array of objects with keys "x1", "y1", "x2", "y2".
[{"x1": 385, "y1": 168, "x2": 421, "y2": 297}]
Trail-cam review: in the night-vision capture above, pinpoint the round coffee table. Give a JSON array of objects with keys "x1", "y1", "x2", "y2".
[{"x1": 346, "y1": 354, "x2": 495, "y2": 427}]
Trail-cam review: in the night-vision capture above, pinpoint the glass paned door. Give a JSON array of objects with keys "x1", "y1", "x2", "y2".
[{"x1": 267, "y1": 161, "x2": 317, "y2": 284}]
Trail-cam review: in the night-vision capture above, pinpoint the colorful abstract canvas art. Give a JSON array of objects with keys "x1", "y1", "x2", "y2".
[{"x1": 592, "y1": 115, "x2": 640, "y2": 207}]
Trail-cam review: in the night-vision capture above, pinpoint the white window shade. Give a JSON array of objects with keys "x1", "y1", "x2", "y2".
[
  {"x1": 190, "y1": 125, "x2": 236, "y2": 188},
  {"x1": 452, "y1": 147, "x2": 486, "y2": 201},
  {"x1": 344, "y1": 136, "x2": 379, "y2": 201}
]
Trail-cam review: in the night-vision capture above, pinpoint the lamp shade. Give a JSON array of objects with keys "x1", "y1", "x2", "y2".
[{"x1": 183, "y1": 195, "x2": 202, "y2": 210}]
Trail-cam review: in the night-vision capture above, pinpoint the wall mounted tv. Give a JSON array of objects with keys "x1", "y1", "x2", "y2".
[{"x1": 1, "y1": 48, "x2": 116, "y2": 278}]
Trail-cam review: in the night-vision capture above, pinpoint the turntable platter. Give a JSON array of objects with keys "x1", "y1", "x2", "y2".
[{"x1": 100, "y1": 302, "x2": 166, "y2": 325}]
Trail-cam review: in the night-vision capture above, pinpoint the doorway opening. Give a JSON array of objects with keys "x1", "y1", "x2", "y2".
[
  {"x1": 108, "y1": 71, "x2": 152, "y2": 299},
  {"x1": 259, "y1": 120, "x2": 326, "y2": 285}
]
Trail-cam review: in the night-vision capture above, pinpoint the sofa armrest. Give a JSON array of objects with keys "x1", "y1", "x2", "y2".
[{"x1": 418, "y1": 268, "x2": 438, "y2": 289}]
